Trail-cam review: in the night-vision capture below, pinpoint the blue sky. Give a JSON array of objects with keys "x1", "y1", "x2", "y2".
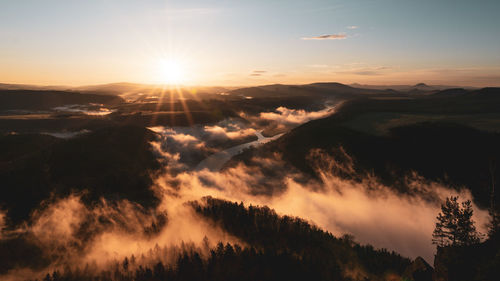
[{"x1": 1, "y1": 0, "x2": 499, "y2": 86}]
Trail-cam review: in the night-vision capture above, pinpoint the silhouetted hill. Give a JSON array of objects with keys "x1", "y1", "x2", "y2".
[
  {"x1": 414, "y1": 83, "x2": 429, "y2": 87},
  {"x1": 0, "y1": 126, "x2": 161, "y2": 224},
  {"x1": 308, "y1": 82, "x2": 394, "y2": 95},
  {"x1": 249, "y1": 92, "x2": 500, "y2": 208},
  {"x1": 469, "y1": 87, "x2": 500, "y2": 98},
  {"x1": 350, "y1": 83, "x2": 476, "y2": 92},
  {"x1": 23, "y1": 197, "x2": 411, "y2": 281},
  {"x1": 228, "y1": 82, "x2": 385, "y2": 100},
  {"x1": 412, "y1": 83, "x2": 433, "y2": 91},
  {"x1": 431, "y1": 88, "x2": 468, "y2": 96},
  {"x1": 191, "y1": 197, "x2": 411, "y2": 278},
  {"x1": 0, "y1": 90, "x2": 124, "y2": 110},
  {"x1": 0, "y1": 83, "x2": 70, "y2": 91},
  {"x1": 75, "y1": 82, "x2": 231, "y2": 97}
]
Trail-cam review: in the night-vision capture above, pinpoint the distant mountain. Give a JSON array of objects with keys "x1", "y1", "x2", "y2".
[
  {"x1": 431, "y1": 88, "x2": 469, "y2": 96},
  {"x1": 74, "y1": 82, "x2": 151, "y2": 95},
  {"x1": 0, "y1": 82, "x2": 231, "y2": 98},
  {"x1": 75, "y1": 82, "x2": 231, "y2": 96},
  {"x1": 0, "y1": 90, "x2": 124, "y2": 110},
  {"x1": 307, "y1": 82, "x2": 381, "y2": 94},
  {"x1": 227, "y1": 82, "x2": 386, "y2": 99},
  {"x1": 350, "y1": 83, "x2": 476, "y2": 92},
  {"x1": 0, "y1": 83, "x2": 70, "y2": 91},
  {"x1": 413, "y1": 82, "x2": 431, "y2": 88},
  {"x1": 469, "y1": 87, "x2": 500, "y2": 98}
]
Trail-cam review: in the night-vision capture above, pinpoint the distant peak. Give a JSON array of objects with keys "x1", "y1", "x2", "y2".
[{"x1": 414, "y1": 83, "x2": 429, "y2": 87}]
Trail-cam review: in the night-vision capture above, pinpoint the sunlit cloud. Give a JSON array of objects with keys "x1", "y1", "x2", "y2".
[
  {"x1": 42, "y1": 129, "x2": 91, "y2": 139},
  {"x1": 302, "y1": 34, "x2": 346, "y2": 40},
  {"x1": 52, "y1": 104, "x2": 114, "y2": 116},
  {"x1": 169, "y1": 151, "x2": 489, "y2": 263},
  {"x1": 0, "y1": 129, "x2": 491, "y2": 280},
  {"x1": 347, "y1": 25, "x2": 359, "y2": 29},
  {"x1": 259, "y1": 106, "x2": 334, "y2": 125},
  {"x1": 204, "y1": 125, "x2": 256, "y2": 140},
  {"x1": 0, "y1": 210, "x2": 5, "y2": 239},
  {"x1": 250, "y1": 70, "x2": 267, "y2": 77},
  {"x1": 353, "y1": 71, "x2": 382, "y2": 76}
]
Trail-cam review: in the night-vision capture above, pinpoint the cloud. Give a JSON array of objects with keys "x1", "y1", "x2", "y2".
[
  {"x1": 302, "y1": 34, "x2": 346, "y2": 40},
  {"x1": 168, "y1": 150, "x2": 489, "y2": 263},
  {"x1": 353, "y1": 71, "x2": 382, "y2": 76},
  {"x1": 42, "y1": 129, "x2": 91, "y2": 139},
  {"x1": 0, "y1": 138, "x2": 491, "y2": 280},
  {"x1": 347, "y1": 25, "x2": 358, "y2": 29},
  {"x1": 250, "y1": 70, "x2": 267, "y2": 77},
  {"x1": 204, "y1": 125, "x2": 256, "y2": 140},
  {"x1": 149, "y1": 127, "x2": 201, "y2": 147},
  {"x1": 169, "y1": 132, "x2": 199, "y2": 144},
  {"x1": 52, "y1": 104, "x2": 114, "y2": 116},
  {"x1": 0, "y1": 190, "x2": 240, "y2": 281},
  {"x1": 259, "y1": 106, "x2": 334, "y2": 125},
  {"x1": 333, "y1": 65, "x2": 393, "y2": 76},
  {"x1": 148, "y1": 127, "x2": 213, "y2": 171},
  {"x1": 0, "y1": 210, "x2": 5, "y2": 239},
  {"x1": 0, "y1": 105, "x2": 493, "y2": 279},
  {"x1": 148, "y1": 119, "x2": 262, "y2": 171}
]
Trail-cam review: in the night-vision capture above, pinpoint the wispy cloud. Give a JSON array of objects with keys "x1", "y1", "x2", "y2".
[
  {"x1": 250, "y1": 70, "x2": 267, "y2": 77},
  {"x1": 302, "y1": 34, "x2": 346, "y2": 40},
  {"x1": 352, "y1": 71, "x2": 381, "y2": 76},
  {"x1": 348, "y1": 66, "x2": 393, "y2": 76},
  {"x1": 347, "y1": 25, "x2": 358, "y2": 30}
]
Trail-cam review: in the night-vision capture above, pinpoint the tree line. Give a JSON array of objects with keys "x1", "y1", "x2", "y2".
[{"x1": 30, "y1": 197, "x2": 412, "y2": 281}]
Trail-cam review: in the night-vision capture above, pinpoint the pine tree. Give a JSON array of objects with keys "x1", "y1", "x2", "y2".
[
  {"x1": 456, "y1": 200, "x2": 480, "y2": 245},
  {"x1": 488, "y1": 159, "x2": 500, "y2": 238},
  {"x1": 432, "y1": 196, "x2": 480, "y2": 247}
]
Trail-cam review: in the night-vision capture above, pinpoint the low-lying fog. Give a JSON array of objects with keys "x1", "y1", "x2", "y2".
[
  {"x1": 52, "y1": 104, "x2": 115, "y2": 116},
  {"x1": 0, "y1": 103, "x2": 490, "y2": 280},
  {"x1": 147, "y1": 107, "x2": 489, "y2": 263}
]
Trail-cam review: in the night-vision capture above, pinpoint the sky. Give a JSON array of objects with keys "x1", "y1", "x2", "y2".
[{"x1": 1, "y1": 0, "x2": 500, "y2": 87}]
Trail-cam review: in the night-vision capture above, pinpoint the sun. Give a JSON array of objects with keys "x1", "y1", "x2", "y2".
[{"x1": 157, "y1": 59, "x2": 186, "y2": 85}]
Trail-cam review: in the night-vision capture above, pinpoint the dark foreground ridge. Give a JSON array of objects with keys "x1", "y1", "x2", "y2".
[{"x1": 29, "y1": 197, "x2": 413, "y2": 281}]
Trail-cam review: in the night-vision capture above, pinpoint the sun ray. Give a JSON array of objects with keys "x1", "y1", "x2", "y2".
[
  {"x1": 149, "y1": 84, "x2": 168, "y2": 127},
  {"x1": 170, "y1": 84, "x2": 175, "y2": 126},
  {"x1": 175, "y1": 84, "x2": 194, "y2": 126}
]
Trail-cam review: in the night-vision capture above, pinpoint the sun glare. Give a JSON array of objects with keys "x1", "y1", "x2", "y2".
[{"x1": 157, "y1": 59, "x2": 186, "y2": 85}]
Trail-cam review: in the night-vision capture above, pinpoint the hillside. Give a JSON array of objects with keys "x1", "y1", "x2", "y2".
[
  {"x1": 25, "y1": 197, "x2": 414, "y2": 281},
  {"x1": 0, "y1": 90, "x2": 124, "y2": 110},
  {"x1": 0, "y1": 126, "x2": 161, "y2": 224},
  {"x1": 232, "y1": 88, "x2": 500, "y2": 208}
]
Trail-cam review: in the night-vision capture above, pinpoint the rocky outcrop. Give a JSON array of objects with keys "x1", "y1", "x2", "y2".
[{"x1": 402, "y1": 256, "x2": 433, "y2": 281}]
